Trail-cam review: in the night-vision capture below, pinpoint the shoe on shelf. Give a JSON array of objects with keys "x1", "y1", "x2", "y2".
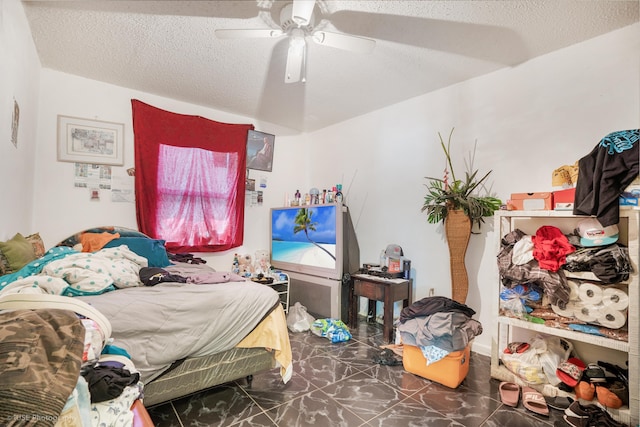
[
  {"x1": 596, "y1": 385, "x2": 623, "y2": 409},
  {"x1": 590, "y1": 411, "x2": 627, "y2": 427},
  {"x1": 564, "y1": 400, "x2": 602, "y2": 419},
  {"x1": 563, "y1": 411, "x2": 626, "y2": 427},
  {"x1": 597, "y1": 360, "x2": 628, "y2": 386},
  {"x1": 584, "y1": 363, "x2": 607, "y2": 383},
  {"x1": 545, "y1": 395, "x2": 573, "y2": 411},
  {"x1": 503, "y1": 341, "x2": 530, "y2": 354},
  {"x1": 606, "y1": 379, "x2": 629, "y2": 406},
  {"x1": 564, "y1": 401, "x2": 626, "y2": 427},
  {"x1": 563, "y1": 414, "x2": 588, "y2": 427},
  {"x1": 574, "y1": 381, "x2": 596, "y2": 401}
]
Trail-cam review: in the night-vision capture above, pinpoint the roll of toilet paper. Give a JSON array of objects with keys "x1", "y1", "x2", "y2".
[
  {"x1": 568, "y1": 281, "x2": 581, "y2": 301},
  {"x1": 578, "y1": 283, "x2": 603, "y2": 305},
  {"x1": 602, "y1": 287, "x2": 629, "y2": 311},
  {"x1": 552, "y1": 302, "x2": 575, "y2": 318},
  {"x1": 573, "y1": 304, "x2": 599, "y2": 323},
  {"x1": 597, "y1": 306, "x2": 627, "y2": 329}
]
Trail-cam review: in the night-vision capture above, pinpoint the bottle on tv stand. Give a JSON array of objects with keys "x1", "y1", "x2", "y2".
[{"x1": 335, "y1": 184, "x2": 343, "y2": 204}]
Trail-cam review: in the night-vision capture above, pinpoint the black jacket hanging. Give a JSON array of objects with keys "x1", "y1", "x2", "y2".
[{"x1": 573, "y1": 129, "x2": 639, "y2": 227}]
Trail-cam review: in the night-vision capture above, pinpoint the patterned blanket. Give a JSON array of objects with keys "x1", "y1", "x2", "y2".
[{"x1": 0, "y1": 246, "x2": 147, "y2": 296}]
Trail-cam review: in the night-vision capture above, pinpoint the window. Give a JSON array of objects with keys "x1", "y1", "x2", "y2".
[{"x1": 131, "y1": 99, "x2": 253, "y2": 252}]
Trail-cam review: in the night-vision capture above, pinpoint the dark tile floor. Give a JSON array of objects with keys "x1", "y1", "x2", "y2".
[{"x1": 146, "y1": 318, "x2": 568, "y2": 427}]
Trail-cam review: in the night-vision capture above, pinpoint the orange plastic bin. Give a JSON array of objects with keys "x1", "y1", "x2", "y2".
[{"x1": 402, "y1": 344, "x2": 471, "y2": 388}]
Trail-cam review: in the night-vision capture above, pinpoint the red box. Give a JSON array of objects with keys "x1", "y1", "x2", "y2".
[
  {"x1": 509, "y1": 192, "x2": 553, "y2": 210},
  {"x1": 402, "y1": 344, "x2": 470, "y2": 388},
  {"x1": 553, "y1": 188, "x2": 576, "y2": 210}
]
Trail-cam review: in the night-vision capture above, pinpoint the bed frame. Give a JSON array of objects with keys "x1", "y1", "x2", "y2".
[{"x1": 142, "y1": 347, "x2": 276, "y2": 407}]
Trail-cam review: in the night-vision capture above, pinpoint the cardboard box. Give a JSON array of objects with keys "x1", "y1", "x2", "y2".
[
  {"x1": 509, "y1": 192, "x2": 553, "y2": 211},
  {"x1": 402, "y1": 344, "x2": 470, "y2": 388},
  {"x1": 553, "y1": 188, "x2": 576, "y2": 210}
]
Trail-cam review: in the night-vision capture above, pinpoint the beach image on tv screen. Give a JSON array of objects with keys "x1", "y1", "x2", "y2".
[{"x1": 271, "y1": 205, "x2": 337, "y2": 269}]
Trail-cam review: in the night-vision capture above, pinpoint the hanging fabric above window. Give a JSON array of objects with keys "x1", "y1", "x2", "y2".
[{"x1": 131, "y1": 99, "x2": 254, "y2": 252}]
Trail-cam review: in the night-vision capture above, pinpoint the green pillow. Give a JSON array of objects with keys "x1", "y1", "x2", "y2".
[{"x1": 0, "y1": 233, "x2": 37, "y2": 272}]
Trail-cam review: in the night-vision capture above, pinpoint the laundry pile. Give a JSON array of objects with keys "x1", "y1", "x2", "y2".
[
  {"x1": 497, "y1": 217, "x2": 632, "y2": 340},
  {"x1": 0, "y1": 295, "x2": 143, "y2": 427},
  {"x1": 396, "y1": 296, "x2": 482, "y2": 365}
]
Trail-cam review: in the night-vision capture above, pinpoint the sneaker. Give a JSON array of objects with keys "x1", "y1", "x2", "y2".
[
  {"x1": 545, "y1": 395, "x2": 573, "y2": 411},
  {"x1": 564, "y1": 404, "x2": 626, "y2": 427},
  {"x1": 592, "y1": 411, "x2": 626, "y2": 427},
  {"x1": 563, "y1": 415, "x2": 588, "y2": 427},
  {"x1": 564, "y1": 400, "x2": 603, "y2": 419}
]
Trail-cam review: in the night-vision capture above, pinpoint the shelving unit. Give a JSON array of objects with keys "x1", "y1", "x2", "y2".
[
  {"x1": 268, "y1": 273, "x2": 290, "y2": 314},
  {"x1": 490, "y1": 210, "x2": 638, "y2": 426}
]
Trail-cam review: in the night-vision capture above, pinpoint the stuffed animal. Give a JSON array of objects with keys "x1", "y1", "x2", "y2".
[
  {"x1": 253, "y1": 249, "x2": 271, "y2": 276},
  {"x1": 237, "y1": 253, "x2": 254, "y2": 277}
]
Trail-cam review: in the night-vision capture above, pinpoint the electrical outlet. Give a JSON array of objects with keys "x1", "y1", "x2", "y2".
[{"x1": 429, "y1": 288, "x2": 435, "y2": 297}]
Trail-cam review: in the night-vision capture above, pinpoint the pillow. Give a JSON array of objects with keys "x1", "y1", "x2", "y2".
[
  {"x1": 104, "y1": 237, "x2": 171, "y2": 268},
  {"x1": 25, "y1": 232, "x2": 46, "y2": 258},
  {"x1": 0, "y1": 249, "x2": 9, "y2": 276},
  {"x1": 0, "y1": 233, "x2": 37, "y2": 272}
]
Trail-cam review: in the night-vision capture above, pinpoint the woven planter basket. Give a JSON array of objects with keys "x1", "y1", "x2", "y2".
[{"x1": 445, "y1": 209, "x2": 472, "y2": 304}]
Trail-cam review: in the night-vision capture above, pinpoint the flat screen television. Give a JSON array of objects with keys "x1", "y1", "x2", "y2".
[{"x1": 270, "y1": 205, "x2": 344, "y2": 280}]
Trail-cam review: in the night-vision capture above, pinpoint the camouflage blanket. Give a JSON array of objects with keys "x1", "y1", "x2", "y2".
[{"x1": 0, "y1": 309, "x2": 84, "y2": 427}]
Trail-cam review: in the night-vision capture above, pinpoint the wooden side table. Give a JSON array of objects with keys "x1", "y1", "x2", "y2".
[{"x1": 350, "y1": 273, "x2": 412, "y2": 343}]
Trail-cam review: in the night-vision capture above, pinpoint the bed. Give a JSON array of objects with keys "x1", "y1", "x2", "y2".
[{"x1": 0, "y1": 226, "x2": 292, "y2": 419}]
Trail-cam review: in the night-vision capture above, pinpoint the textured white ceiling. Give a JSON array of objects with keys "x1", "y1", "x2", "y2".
[{"x1": 22, "y1": 0, "x2": 639, "y2": 132}]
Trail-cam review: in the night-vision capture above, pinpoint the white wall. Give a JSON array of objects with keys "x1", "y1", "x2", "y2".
[
  {"x1": 306, "y1": 23, "x2": 640, "y2": 354},
  {"x1": 3, "y1": 0, "x2": 638, "y2": 357},
  {"x1": 0, "y1": 0, "x2": 41, "y2": 239},
  {"x1": 32, "y1": 69, "x2": 310, "y2": 267}
]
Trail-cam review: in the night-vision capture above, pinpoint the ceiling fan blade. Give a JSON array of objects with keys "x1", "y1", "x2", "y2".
[
  {"x1": 215, "y1": 29, "x2": 284, "y2": 39},
  {"x1": 291, "y1": 0, "x2": 316, "y2": 26},
  {"x1": 285, "y1": 30, "x2": 307, "y2": 84},
  {"x1": 312, "y1": 31, "x2": 375, "y2": 53},
  {"x1": 328, "y1": 10, "x2": 527, "y2": 65},
  {"x1": 257, "y1": 38, "x2": 306, "y2": 131}
]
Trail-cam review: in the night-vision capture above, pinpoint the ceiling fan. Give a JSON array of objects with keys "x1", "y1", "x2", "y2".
[{"x1": 215, "y1": 0, "x2": 376, "y2": 84}]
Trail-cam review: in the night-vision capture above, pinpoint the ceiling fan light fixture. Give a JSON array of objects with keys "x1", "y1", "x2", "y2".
[
  {"x1": 285, "y1": 29, "x2": 307, "y2": 84},
  {"x1": 291, "y1": 0, "x2": 315, "y2": 27}
]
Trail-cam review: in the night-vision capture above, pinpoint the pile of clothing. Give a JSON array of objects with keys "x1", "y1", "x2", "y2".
[
  {"x1": 396, "y1": 296, "x2": 482, "y2": 365},
  {"x1": 0, "y1": 294, "x2": 144, "y2": 427}
]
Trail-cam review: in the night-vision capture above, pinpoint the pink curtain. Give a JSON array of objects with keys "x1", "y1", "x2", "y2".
[{"x1": 131, "y1": 99, "x2": 253, "y2": 252}]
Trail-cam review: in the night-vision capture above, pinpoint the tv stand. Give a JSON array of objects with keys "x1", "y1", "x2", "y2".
[
  {"x1": 287, "y1": 271, "x2": 347, "y2": 321},
  {"x1": 350, "y1": 273, "x2": 412, "y2": 343}
]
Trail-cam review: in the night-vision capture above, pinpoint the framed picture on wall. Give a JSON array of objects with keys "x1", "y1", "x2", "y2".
[
  {"x1": 57, "y1": 115, "x2": 125, "y2": 165},
  {"x1": 246, "y1": 130, "x2": 275, "y2": 172}
]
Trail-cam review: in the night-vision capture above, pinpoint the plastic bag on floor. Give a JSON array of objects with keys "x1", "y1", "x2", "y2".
[
  {"x1": 310, "y1": 318, "x2": 352, "y2": 343},
  {"x1": 286, "y1": 302, "x2": 316, "y2": 332},
  {"x1": 500, "y1": 334, "x2": 572, "y2": 385}
]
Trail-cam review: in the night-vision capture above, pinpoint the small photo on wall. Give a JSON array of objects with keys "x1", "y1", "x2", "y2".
[{"x1": 246, "y1": 130, "x2": 275, "y2": 172}]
